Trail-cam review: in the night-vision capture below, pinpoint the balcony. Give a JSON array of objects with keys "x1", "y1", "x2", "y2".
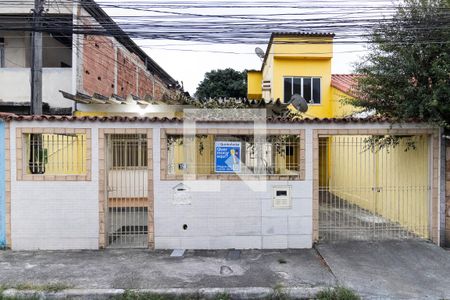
[{"x1": 0, "y1": 68, "x2": 73, "y2": 108}]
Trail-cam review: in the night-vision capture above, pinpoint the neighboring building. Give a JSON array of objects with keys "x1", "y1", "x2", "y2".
[
  {"x1": 247, "y1": 32, "x2": 358, "y2": 118},
  {"x1": 0, "y1": 0, "x2": 180, "y2": 115}
]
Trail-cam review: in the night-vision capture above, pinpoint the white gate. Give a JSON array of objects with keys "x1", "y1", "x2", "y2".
[
  {"x1": 105, "y1": 134, "x2": 149, "y2": 248},
  {"x1": 318, "y1": 135, "x2": 431, "y2": 241}
]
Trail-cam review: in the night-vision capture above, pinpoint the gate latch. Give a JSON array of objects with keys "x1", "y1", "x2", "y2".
[{"x1": 372, "y1": 187, "x2": 382, "y2": 192}]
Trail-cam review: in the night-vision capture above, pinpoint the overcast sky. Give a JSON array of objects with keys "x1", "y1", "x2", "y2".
[{"x1": 101, "y1": 0, "x2": 395, "y2": 95}]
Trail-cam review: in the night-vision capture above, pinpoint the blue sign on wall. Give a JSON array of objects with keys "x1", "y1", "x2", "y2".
[{"x1": 215, "y1": 141, "x2": 241, "y2": 173}]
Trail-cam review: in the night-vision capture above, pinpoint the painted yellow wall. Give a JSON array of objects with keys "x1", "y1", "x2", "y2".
[
  {"x1": 74, "y1": 111, "x2": 108, "y2": 117},
  {"x1": 271, "y1": 36, "x2": 333, "y2": 60},
  {"x1": 247, "y1": 71, "x2": 262, "y2": 99},
  {"x1": 322, "y1": 135, "x2": 430, "y2": 239},
  {"x1": 331, "y1": 87, "x2": 358, "y2": 117},
  {"x1": 272, "y1": 57, "x2": 333, "y2": 118},
  {"x1": 247, "y1": 35, "x2": 345, "y2": 118}
]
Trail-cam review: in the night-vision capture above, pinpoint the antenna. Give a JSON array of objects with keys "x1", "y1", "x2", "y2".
[{"x1": 255, "y1": 47, "x2": 265, "y2": 61}]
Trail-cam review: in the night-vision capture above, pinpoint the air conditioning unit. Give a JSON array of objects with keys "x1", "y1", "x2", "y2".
[{"x1": 262, "y1": 80, "x2": 271, "y2": 90}]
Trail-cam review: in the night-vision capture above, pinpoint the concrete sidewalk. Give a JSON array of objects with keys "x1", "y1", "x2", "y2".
[
  {"x1": 317, "y1": 240, "x2": 450, "y2": 299},
  {"x1": 0, "y1": 248, "x2": 335, "y2": 298},
  {"x1": 2, "y1": 241, "x2": 450, "y2": 299}
]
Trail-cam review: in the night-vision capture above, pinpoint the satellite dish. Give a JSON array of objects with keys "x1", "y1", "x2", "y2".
[
  {"x1": 255, "y1": 47, "x2": 265, "y2": 60},
  {"x1": 289, "y1": 94, "x2": 308, "y2": 113}
]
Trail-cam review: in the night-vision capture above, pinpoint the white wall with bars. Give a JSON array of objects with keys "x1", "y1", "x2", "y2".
[
  {"x1": 155, "y1": 129, "x2": 313, "y2": 249},
  {"x1": 6, "y1": 120, "x2": 441, "y2": 250}
]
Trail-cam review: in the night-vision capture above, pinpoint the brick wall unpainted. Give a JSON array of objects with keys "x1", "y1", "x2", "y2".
[
  {"x1": 82, "y1": 35, "x2": 174, "y2": 100},
  {"x1": 83, "y1": 35, "x2": 116, "y2": 96}
]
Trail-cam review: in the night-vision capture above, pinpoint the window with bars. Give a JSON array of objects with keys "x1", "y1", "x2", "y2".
[
  {"x1": 166, "y1": 134, "x2": 300, "y2": 176},
  {"x1": 108, "y1": 134, "x2": 147, "y2": 168},
  {"x1": 283, "y1": 76, "x2": 321, "y2": 104},
  {"x1": 24, "y1": 133, "x2": 87, "y2": 175}
]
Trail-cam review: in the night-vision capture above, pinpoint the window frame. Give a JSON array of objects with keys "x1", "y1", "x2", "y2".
[
  {"x1": 16, "y1": 128, "x2": 91, "y2": 181},
  {"x1": 161, "y1": 128, "x2": 305, "y2": 181},
  {"x1": 283, "y1": 76, "x2": 322, "y2": 105},
  {"x1": 108, "y1": 134, "x2": 148, "y2": 169}
]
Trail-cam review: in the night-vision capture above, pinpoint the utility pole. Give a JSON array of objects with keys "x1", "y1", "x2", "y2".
[{"x1": 30, "y1": 0, "x2": 45, "y2": 115}]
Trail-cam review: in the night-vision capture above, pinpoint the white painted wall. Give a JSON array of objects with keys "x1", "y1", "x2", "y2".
[
  {"x1": 10, "y1": 122, "x2": 99, "y2": 250},
  {"x1": 0, "y1": 68, "x2": 73, "y2": 108},
  {"x1": 7, "y1": 121, "x2": 436, "y2": 250},
  {"x1": 1, "y1": 31, "x2": 30, "y2": 68},
  {"x1": 108, "y1": 170, "x2": 148, "y2": 198},
  {"x1": 152, "y1": 127, "x2": 314, "y2": 249}
]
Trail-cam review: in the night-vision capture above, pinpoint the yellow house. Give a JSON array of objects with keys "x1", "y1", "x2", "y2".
[{"x1": 247, "y1": 32, "x2": 358, "y2": 118}]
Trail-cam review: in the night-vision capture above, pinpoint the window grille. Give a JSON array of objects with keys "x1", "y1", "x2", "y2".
[
  {"x1": 167, "y1": 134, "x2": 300, "y2": 176},
  {"x1": 108, "y1": 134, "x2": 147, "y2": 168},
  {"x1": 24, "y1": 133, "x2": 87, "y2": 175}
]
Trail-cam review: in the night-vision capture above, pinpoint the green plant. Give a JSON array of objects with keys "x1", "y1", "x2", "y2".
[
  {"x1": 348, "y1": 0, "x2": 450, "y2": 129},
  {"x1": 114, "y1": 290, "x2": 200, "y2": 300},
  {"x1": 316, "y1": 287, "x2": 360, "y2": 300},
  {"x1": 212, "y1": 292, "x2": 231, "y2": 300},
  {"x1": 266, "y1": 284, "x2": 289, "y2": 300}
]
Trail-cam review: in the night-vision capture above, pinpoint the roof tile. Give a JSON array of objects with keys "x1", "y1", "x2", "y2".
[{"x1": 331, "y1": 74, "x2": 361, "y2": 97}]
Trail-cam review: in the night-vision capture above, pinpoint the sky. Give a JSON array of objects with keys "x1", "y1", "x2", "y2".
[{"x1": 100, "y1": 0, "x2": 395, "y2": 95}]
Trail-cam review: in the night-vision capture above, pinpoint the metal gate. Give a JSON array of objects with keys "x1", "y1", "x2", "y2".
[
  {"x1": 105, "y1": 134, "x2": 149, "y2": 248},
  {"x1": 319, "y1": 135, "x2": 431, "y2": 241}
]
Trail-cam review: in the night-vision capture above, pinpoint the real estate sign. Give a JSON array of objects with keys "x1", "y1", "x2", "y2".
[{"x1": 215, "y1": 141, "x2": 241, "y2": 173}]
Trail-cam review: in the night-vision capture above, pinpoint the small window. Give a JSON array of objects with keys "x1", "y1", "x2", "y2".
[
  {"x1": 0, "y1": 37, "x2": 5, "y2": 68},
  {"x1": 283, "y1": 77, "x2": 321, "y2": 104}
]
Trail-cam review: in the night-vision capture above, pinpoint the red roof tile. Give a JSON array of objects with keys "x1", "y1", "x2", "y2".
[
  {"x1": 0, "y1": 112, "x2": 422, "y2": 124},
  {"x1": 331, "y1": 74, "x2": 361, "y2": 97}
]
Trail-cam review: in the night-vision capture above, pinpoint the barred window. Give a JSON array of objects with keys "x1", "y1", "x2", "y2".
[
  {"x1": 24, "y1": 133, "x2": 87, "y2": 175},
  {"x1": 167, "y1": 134, "x2": 300, "y2": 176},
  {"x1": 108, "y1": 134, "x2": 147, "y2": 168}
]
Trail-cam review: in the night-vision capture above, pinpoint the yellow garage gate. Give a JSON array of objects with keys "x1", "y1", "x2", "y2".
[{"x1": 318, "y1": 135, "x2": 431, "y2": 241}]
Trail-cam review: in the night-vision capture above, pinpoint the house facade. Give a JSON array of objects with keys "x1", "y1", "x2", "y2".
[
  {"x1": 247, "y1": 32, "x2": 357, "y2": 118},
  {"x1": 0, "y1": 114, "x2": 444, "y2": 250},
  {"x1": 0, "y1": 0, "x2": 180, "y2": 114}
]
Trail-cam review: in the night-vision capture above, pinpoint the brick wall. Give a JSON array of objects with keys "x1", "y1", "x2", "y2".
[
  {"x1": 138, "y1": 68, "x2": 153, "y2": 99},
  {"x1": 116, "y1": 49, "x2": 137, "y2": 98},
  {"x1": 83, "y1": 35, "x2": 116, "y2": 96},
  {"x1": 82, "y1": 35, "x2": 175, "y2": 101}
]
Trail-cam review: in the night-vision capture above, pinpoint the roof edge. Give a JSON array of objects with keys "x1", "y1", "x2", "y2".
[
  {"x1": 260, "y1": 31, "x2": 335, "y2": 72},
  {"x1": 0, "y1": 113, "x2": 427, "y2": 125}
]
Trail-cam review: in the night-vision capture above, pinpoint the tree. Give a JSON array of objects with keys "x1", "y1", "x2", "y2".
[
  {"x1": 349, "y1": 0, "x2": 450, "y2": 128},
  {"x1": 195, "y1": 68, "x2": 247, "y2": 99}
]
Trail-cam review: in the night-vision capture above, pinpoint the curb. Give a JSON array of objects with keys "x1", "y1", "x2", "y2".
[{"x1": 1, "y1": 286, "x2": 330, "y2": 299}]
